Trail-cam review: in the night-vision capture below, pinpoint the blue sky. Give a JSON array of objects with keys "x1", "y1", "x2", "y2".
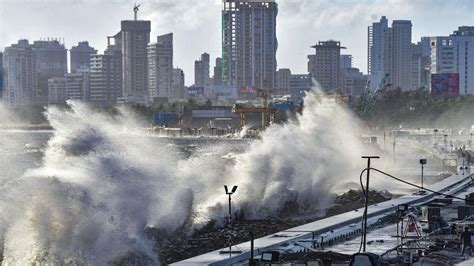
[{"x1": 1, "y1": 0, "x2": 473, "y2": 85}]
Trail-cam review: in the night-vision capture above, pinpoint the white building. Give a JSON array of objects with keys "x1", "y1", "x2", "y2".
[
  {"x1": 368, "y1": 17, "x2": 414, "y2": 91},
  {"x1": 368, "y1": 16, "x2": 388, "y2": 89},
  {"x1": 148, "y1": 33, "x2": 173, "y2": 101},
  {"x1": 3, "y1": 40, "x2": 37, "y2": 106},
  {"x1": 429, "y1": 27, "x2": 474, "y2": 95}
]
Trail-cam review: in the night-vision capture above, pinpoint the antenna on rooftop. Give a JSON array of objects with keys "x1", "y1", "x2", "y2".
[{"x1": 133, "y1": 3, "x2": 141, "y2": 20}]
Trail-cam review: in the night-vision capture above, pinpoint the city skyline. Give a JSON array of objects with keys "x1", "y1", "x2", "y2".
[{"x1": 1, "y1": 0, "x2": 472, "y2": 86}]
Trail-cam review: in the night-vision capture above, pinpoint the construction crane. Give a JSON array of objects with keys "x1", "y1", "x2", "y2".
[
  {"x1": 357, "y1": 73, "x2": 391, "y2": 118},
  {"x1": 133, "y1": 3, "x2": 141, "y2": 20}
]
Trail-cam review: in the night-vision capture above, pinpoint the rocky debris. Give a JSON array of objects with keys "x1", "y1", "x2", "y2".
[{"x1": 156, "y1": 189, "x2": 392, "y2": 264}]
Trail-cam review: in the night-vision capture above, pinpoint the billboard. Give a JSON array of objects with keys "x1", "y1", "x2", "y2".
[
  {"x1": 431, "y1": 73, "x2": 459, "y2": 97},
  {"x1": 188, "y1": 86, "x2": 205, "y2": 97}
]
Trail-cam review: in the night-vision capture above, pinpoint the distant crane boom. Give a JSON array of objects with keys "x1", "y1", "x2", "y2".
[{"x1": 134, "y1": 3, "x2": 141, "y2": 20}]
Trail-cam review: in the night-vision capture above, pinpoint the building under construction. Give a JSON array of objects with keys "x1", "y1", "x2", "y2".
[{"x1": 221, "y1": 0, "x2": 278, "y2": 93}]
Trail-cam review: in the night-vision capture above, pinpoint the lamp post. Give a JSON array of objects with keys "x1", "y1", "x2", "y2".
[
  {"x1": 224, "y1": 185, "x2": 238, "y2": 224},
  {"x1": 361, "y1": 156, "x2": 380, "y2": 252},
  {"x1": 419, "y1": 159, "x2": 427, "y2": 193},
  {"x1": 224, "y1": 185, "x2": 238, "y2": 255}
]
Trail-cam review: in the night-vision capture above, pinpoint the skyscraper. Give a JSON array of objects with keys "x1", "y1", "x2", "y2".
[
  {"x1": 115, "y1": 19, "x2": 151, "y2": 103},
  {"x1": 222, "y1": 0, "x2": 278, "y2": 92},
  {"x1": 31, "y1": 40, "x2": 68, "y2": 104},
  {"x1": 3, "y1": 40, "x2": 37, "y2": 106},
  {"x1": 194, "y1": 53, "x2": 210, "y2": 88},
  {"x1": 368, "y1": 16, "x2": 388, "y2": 88},
  {"x1": 147, "y1": 33, "x2": 173, "y2": 101},
  {"x1": 70, "y1": 41, "x2": 97, "y2": 73},
  {"x1": 89, "y1": 39, "x2": 122, "y2": 105},
  {"x1": 309, "y1": 40, "x2": 345, "y2": 91},
  {"x1": 368, "y1": 17, "x2": 413, "y2": 91},
  {"x1": 392, "y1": 20, "x2": 413, "y2": 90}
]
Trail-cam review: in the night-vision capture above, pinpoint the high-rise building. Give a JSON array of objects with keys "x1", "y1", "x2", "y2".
[
  {"x1": 429, "y1": 26, "x2": 474, "y2": 95},
  {"x1": 172, "y1": 68, "x2": 186, "y2": 100},
  {"x1": 70, "y1": 41, "x2": 97, "y2": 73},
  {"x1": 194, "y1": 53, "x2": 211, "y2": 87},
  {"x1": 113, "y1": 19, "x2": 151, "y2": 103},
  {"x1": 3, "y1": 40, "x2": 37, "y2": 106},
  {"x1": 451, "y1": 27, "x2": 474, "y2": 95},
  {"x1": 368, "y1": 16, "x2": 388, "y2": 88},
  {"x1": 31, "y1": 40, "x2": 68, "y2": 104},
  {"x1": 308, "y1": 40, "x2": 345, "y2": 91},
  {"x1": 368, "y1": 17, "x2": 414, "y2": 91},
  {"x1": 148, "y1": 33, "x2": 173, "y2": 101},
  {"x1": 391, "y1": 20, "x2": 413, "y2": 90},
  {"x1": 89, "y1": 40, "x2": 122, "y2": 105},
  {"x1": 222, "y1": 0, "x2": 278, "y2": 91}
]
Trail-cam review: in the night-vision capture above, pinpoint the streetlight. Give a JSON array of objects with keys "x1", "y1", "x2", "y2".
[
  {"x1": 222, "y1": 185, "x2": 240, "y2": 256},
  {"x1": 419, "y1": 159, "x2": 427, "y2": 194},
  {"x1": 224, "y1": 185, "x2": 238, "y2": 224},
  {"x1": 361, "y1": 156, "x2": 380, "y2": 252}
]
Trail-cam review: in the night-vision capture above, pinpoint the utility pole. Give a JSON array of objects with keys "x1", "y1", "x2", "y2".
[{"x1": 361, "y1": 156, "x2": 380, "y2": 252}]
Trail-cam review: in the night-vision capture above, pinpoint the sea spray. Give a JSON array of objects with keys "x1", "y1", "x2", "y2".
[
  {"x1": 0, "y1": 101, "x2": 193, "y2": 264},
  {"x1": 185, "y1": 92, "x2": 368, "y2": 222},
  {"x1": 1, "y1": 91, "x2": 372, "y2": 263}
]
